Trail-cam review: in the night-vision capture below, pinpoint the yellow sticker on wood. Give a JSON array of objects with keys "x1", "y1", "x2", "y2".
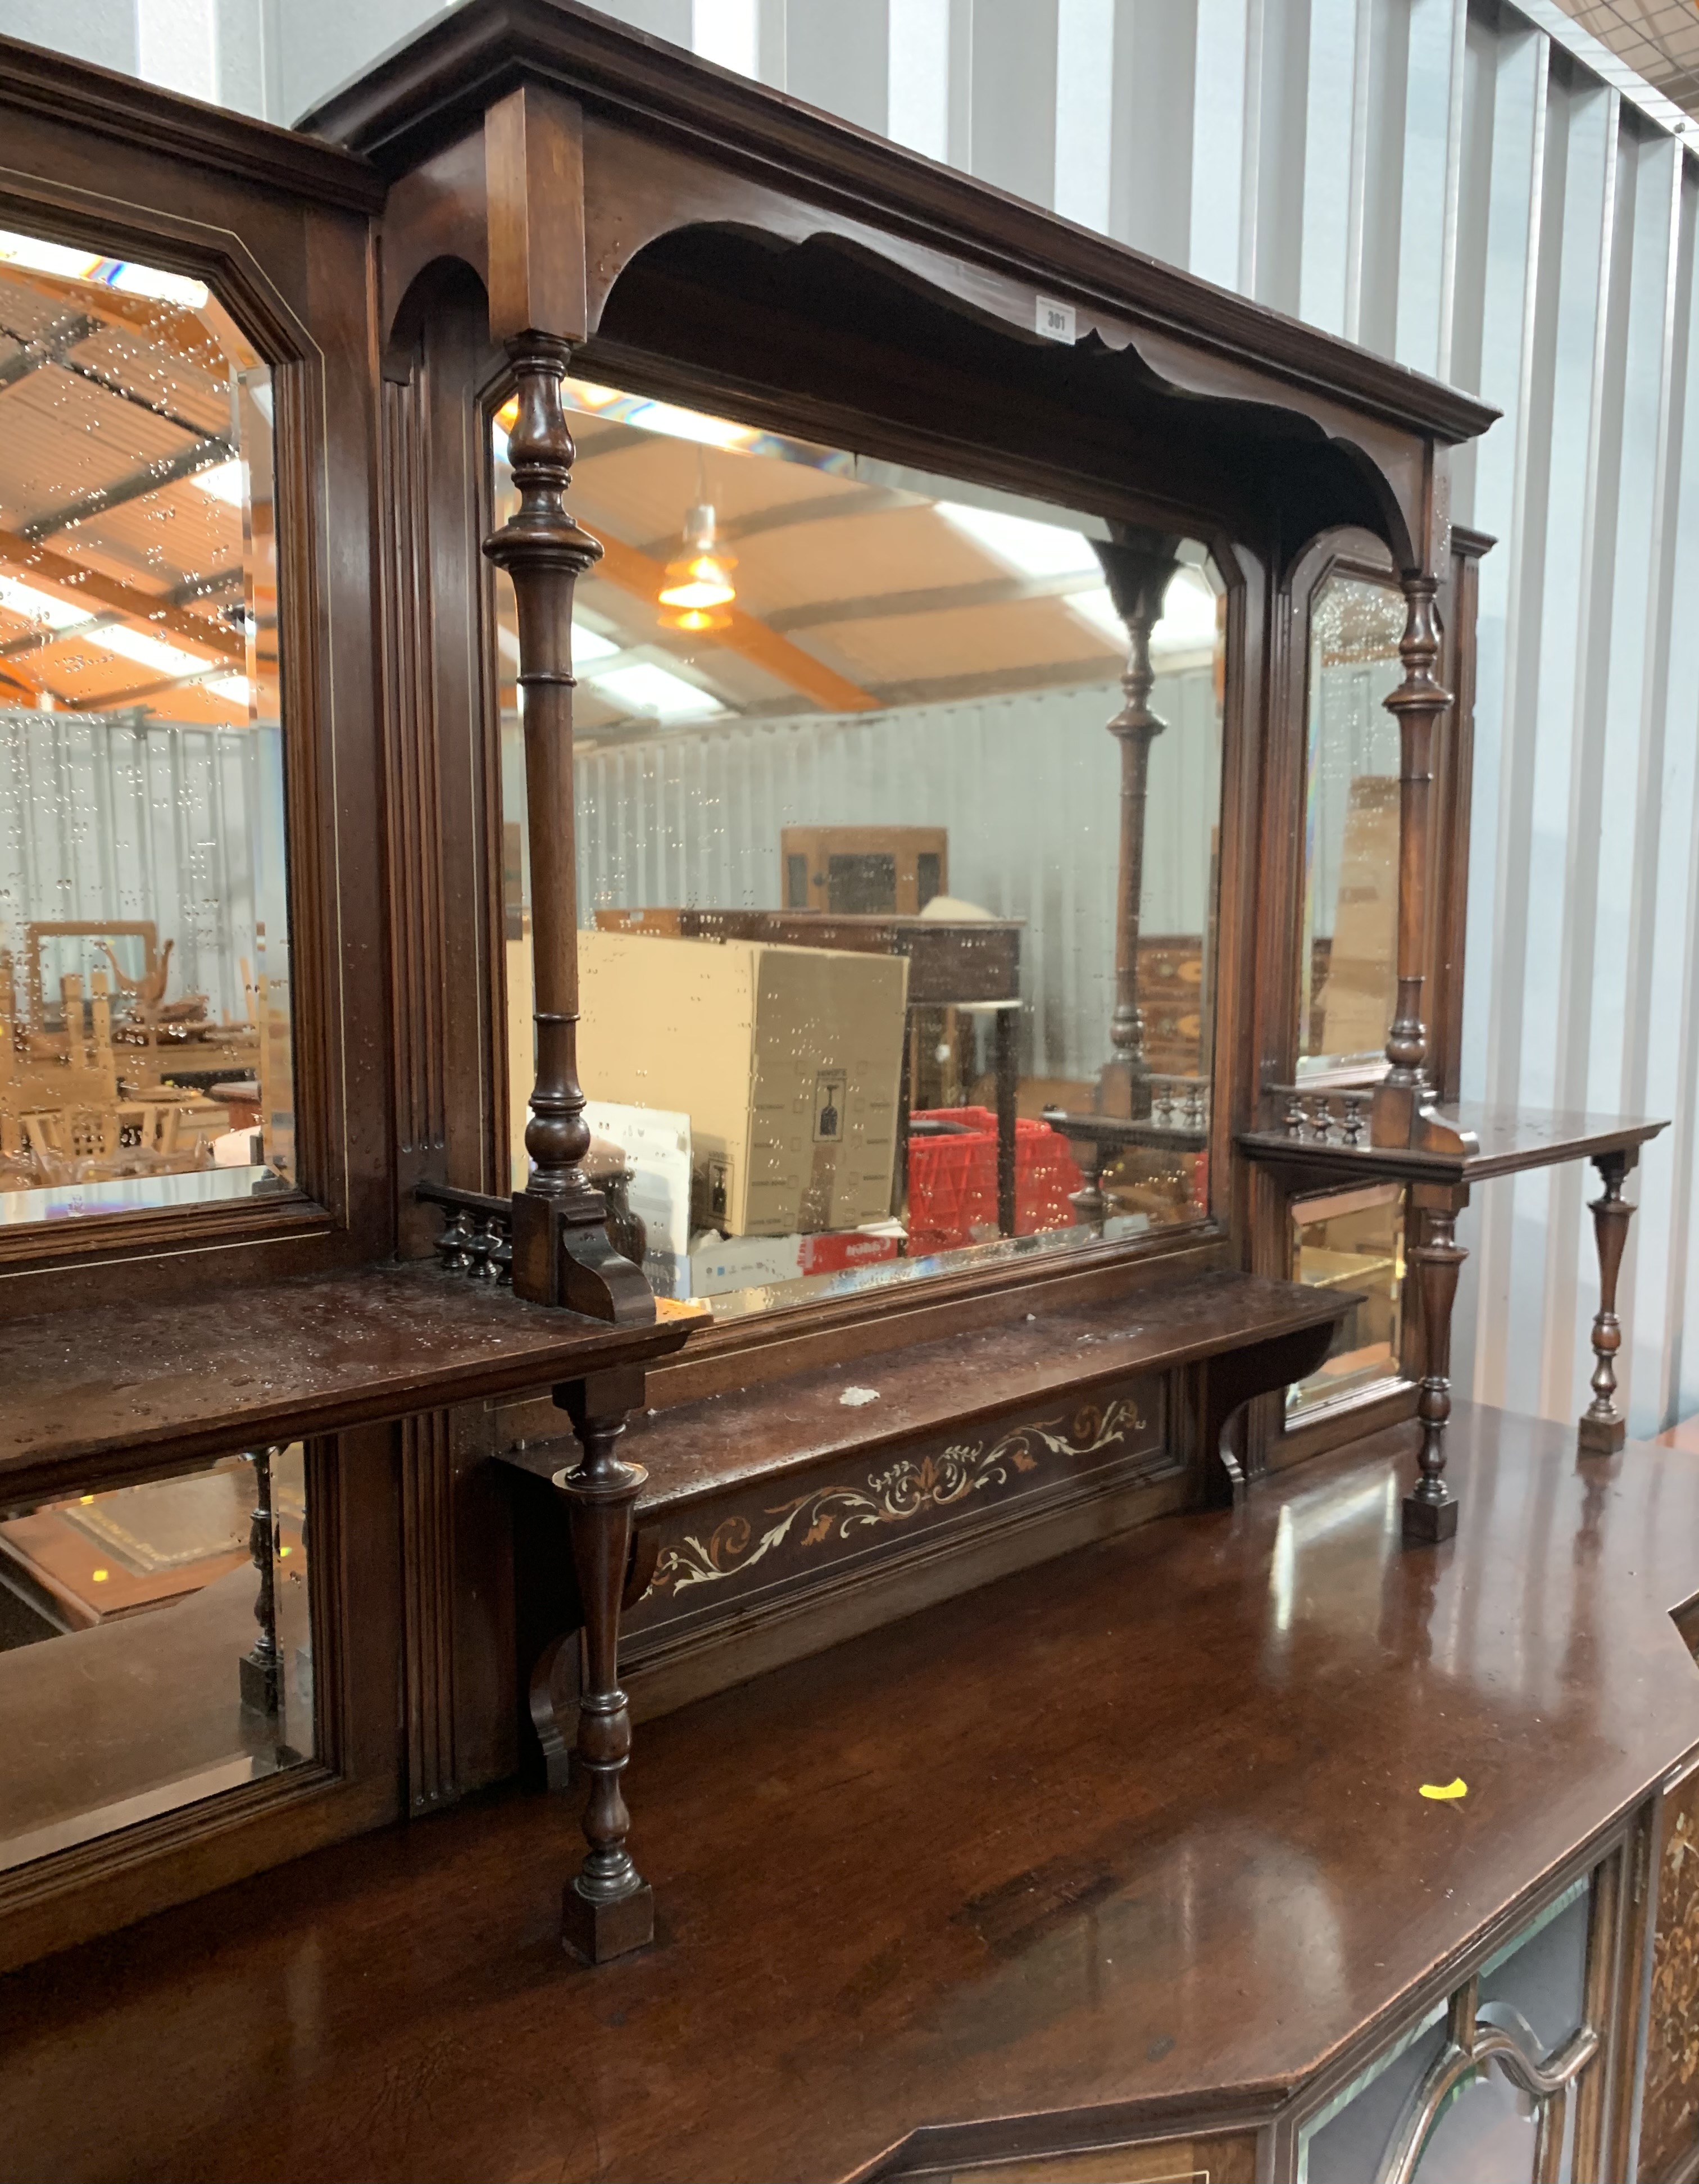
[{"x1": 1420, "y1": 1778, "x2": 1468, "y2": 1800}]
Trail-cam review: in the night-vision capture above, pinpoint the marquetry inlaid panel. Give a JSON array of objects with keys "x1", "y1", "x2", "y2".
[
  {"x1": 1644, "y1": 1763, "x2": 1699, "y2": 2182},
  {"x1": 625, "y1": 1378, "x2": 1169, "y2": 1642}
]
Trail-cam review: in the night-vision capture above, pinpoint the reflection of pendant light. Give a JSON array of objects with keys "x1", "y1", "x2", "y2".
[{"x1": 658, "y1": 501, "x2": 737, "y2": 632}]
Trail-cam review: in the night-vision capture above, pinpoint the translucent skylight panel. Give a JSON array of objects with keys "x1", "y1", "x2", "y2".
[
  {"x1": 0, "y1": 230, "x2": 208, "y2": 308},
  {"x1": 573, "y1": 622, "x2": 621, "y2": 662},
  {"x1": 92, "y1": 625, "x2": 213, "y2": 678},
  {"x1": 191, "y1": 459, "x2": 247, "y2": 507},
  {"x1": 0, "y1": 575, "x2": 88, "y2": 632},
  {"x1": 1067, "y1": 566, "x2": 1220, "y2": 657},
  {"x1": 933, "y1": 501, "x2": 1101, "y2": 578},
  {"x1": 587, "y1": 664, "x2": 726, "y2": 721}
]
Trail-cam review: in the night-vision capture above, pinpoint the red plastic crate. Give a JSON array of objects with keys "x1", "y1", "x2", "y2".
[{"x1": 905, "y1": 1105, "x2": 1083, "y2": 1254}]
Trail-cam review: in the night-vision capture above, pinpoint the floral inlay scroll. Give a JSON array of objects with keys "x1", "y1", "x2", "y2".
[
  {"x1": 1644, "y1": 1771, "x2": 1699, "y2": 2182},
  {"x1": 647, "y1": 1400, "x2": 1149, "y2": 1600}
]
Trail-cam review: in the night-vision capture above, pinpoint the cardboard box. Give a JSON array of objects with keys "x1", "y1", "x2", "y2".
[
  {"x1": 578, "y1": 929, "x2": 908, "y2": 1237},
  {"x1": 582, "y1": 1098, "x2": 692, "y2": 1297}
]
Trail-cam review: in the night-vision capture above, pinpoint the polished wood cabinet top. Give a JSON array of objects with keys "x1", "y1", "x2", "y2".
[
  {"x1": 0, "y1": 1266, "x2": 688, "y2": 1496},
  {"x1": 4, "y1": 1404, "x2": 1696, "y2": 2182}
]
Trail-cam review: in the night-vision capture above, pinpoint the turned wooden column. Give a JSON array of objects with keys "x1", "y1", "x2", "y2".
[
  {"x1": 1578, "y1": 1150, "x2": 1638, "y2": 1454},
  {"x1": 1371, "y1": 575, "x2": 1452, "y2": 1150},
  {"x1": 1403, "y1": 1183, "x2": 1469, "y2": 1542},
  {"x1": 484, "y1": 336, "x2": 650, "y2": 1325},
  {"x1": 1092, "y1": 528, "x2": 1182, "y2": 1121},
  {"x1": 556, "y1": 1367, "x2": 652, "y2": 1963},
  {"x1": 238, "y1": 1443, "x2": 283, "y2": 1714}
]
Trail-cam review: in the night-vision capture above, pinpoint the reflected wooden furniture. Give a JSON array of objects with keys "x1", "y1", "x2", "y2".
[
  {"x1": 780, "y1": 825, "x2": 947, "y2": 914},
  {"x1": 20, "y1": 921, "x2": 160, "y2": 1032},
  {"x1": 1138, "y1": 931, "x2": 1205, "y2": 1076}
]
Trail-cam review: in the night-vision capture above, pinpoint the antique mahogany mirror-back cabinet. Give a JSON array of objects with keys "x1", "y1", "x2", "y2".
[{"x1": 0, "y1": 6, "x2": 1688, "y2": 2181}]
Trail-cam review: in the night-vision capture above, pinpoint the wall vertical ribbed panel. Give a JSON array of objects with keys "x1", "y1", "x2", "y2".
[
  {"x1": 29, "y1": 0, "x2": 1694, "y2": 1431},
  {"x1": 0, "y1": 710, "x2": 270, "y2": 1024}
]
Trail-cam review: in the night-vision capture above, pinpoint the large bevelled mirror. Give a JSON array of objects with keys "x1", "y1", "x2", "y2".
[
  {"x1": 492, "y1": 378, "x2": 1227, "y2": 1317},
  {"x1": 0, "y1": 225, "x2": 294, "y2": 1227},
  {"x1": 1296, "y1": 569, "x2": 1405, "y2": 1078}
]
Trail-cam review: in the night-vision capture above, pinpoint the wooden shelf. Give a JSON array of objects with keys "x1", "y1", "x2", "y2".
[
  {"x1": 503, "y1": 1267, "x2": 1355, "y2": 1518},
  {"x1": 1239, "y1": 1102, "x2": 1667, "y2": 1183},
  {"x1": 0, "y1": 1263, "x2": 692, "y2": 1499}
]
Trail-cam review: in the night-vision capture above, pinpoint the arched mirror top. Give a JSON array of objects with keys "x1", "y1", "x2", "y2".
[{"x1": 307, "y1": 5, "x2": 1497, "y2": 579}]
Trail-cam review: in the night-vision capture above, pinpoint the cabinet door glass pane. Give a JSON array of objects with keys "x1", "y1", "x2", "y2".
[
  {"x1": 492, "y1": 380, "x2": 1226, "y2": 1316},
  {"x1": 1297, "y1": 574, "x2": 1405, "y2": 1076},
  {"x1": 0, "y1": 1446, "x2": 314, "y2": 1868},
  {"x1": 0, "y1": 226, "x2": 294, "y2": 1225},
  {"x1": 1410, "y1": 2063, "x2": 1539, "y2": 2182}
]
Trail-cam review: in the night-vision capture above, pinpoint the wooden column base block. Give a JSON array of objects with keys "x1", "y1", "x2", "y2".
[
  {"x1": 511, "y1": 1191, "x2": 656, "y2": 1326},
  {"x1": 1578, "y1": 1410, "x2": 1627, "y2": 1456},
  {"x1": 1402, "y1": 1488, "x2": 1459, "y2": 1543},
  {"x1": 561, "y1": 1876, "x2": 653, "y2": 1964},
  {"x1": 238, "y1": 1652, "x2": 282, "y2": 1714}
]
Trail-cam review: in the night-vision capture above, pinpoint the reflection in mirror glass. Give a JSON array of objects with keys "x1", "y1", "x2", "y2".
[
  {"x1": 1289, "y1": 1181, "x2": 1406, "y2": 1415},
  {"x1": 0, "y1": 228, "x2": 294, "y2": 1225},
  {"x1": 0, "y1": 1445, "x2": 312, "y2": 1871},
  {"x1": 492, "y1": 380, "x2": 1226, "y2": 1315},
  {"x1": 1297, "y1": 573, "x2": 1405, "y2": 1078}
]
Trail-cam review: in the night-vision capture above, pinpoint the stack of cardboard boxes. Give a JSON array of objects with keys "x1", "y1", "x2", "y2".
[{"x1": 574, "y1": 930, "x2": 910, "y2": 1299}]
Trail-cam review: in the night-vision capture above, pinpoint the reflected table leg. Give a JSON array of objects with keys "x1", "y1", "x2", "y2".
[{"x1": 994, "y1": 1002, "x2": 1018, "y2": 1238}]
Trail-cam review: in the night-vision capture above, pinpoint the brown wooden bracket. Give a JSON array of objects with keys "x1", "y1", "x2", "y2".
[
  {"x1": 1202, "y1": 1318, "x2": 1342, "y2": 1508},
  {"x1": 1579, "y1": 1149, "x2": 1638, "y2": 1455},
  {"x1": 551, "y1": 1365, "x2": 653, "y2": 1964}
]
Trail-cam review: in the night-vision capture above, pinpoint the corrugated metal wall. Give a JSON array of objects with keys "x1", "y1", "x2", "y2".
[
  {"x1": 29, "y1": 0, "x2": 1699, "y2": 1431},
  {"x1": 570, "y1": 667, "x2": 1221, "y2": 1082},
  {"x1": 0, "y1": 710, "x2": 283, "y2": 1024}
]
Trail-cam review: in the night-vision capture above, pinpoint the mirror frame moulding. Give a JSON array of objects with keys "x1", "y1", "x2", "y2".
[{"x1": 0, "y1": 148, "x2": 391, "y2": 1314}]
